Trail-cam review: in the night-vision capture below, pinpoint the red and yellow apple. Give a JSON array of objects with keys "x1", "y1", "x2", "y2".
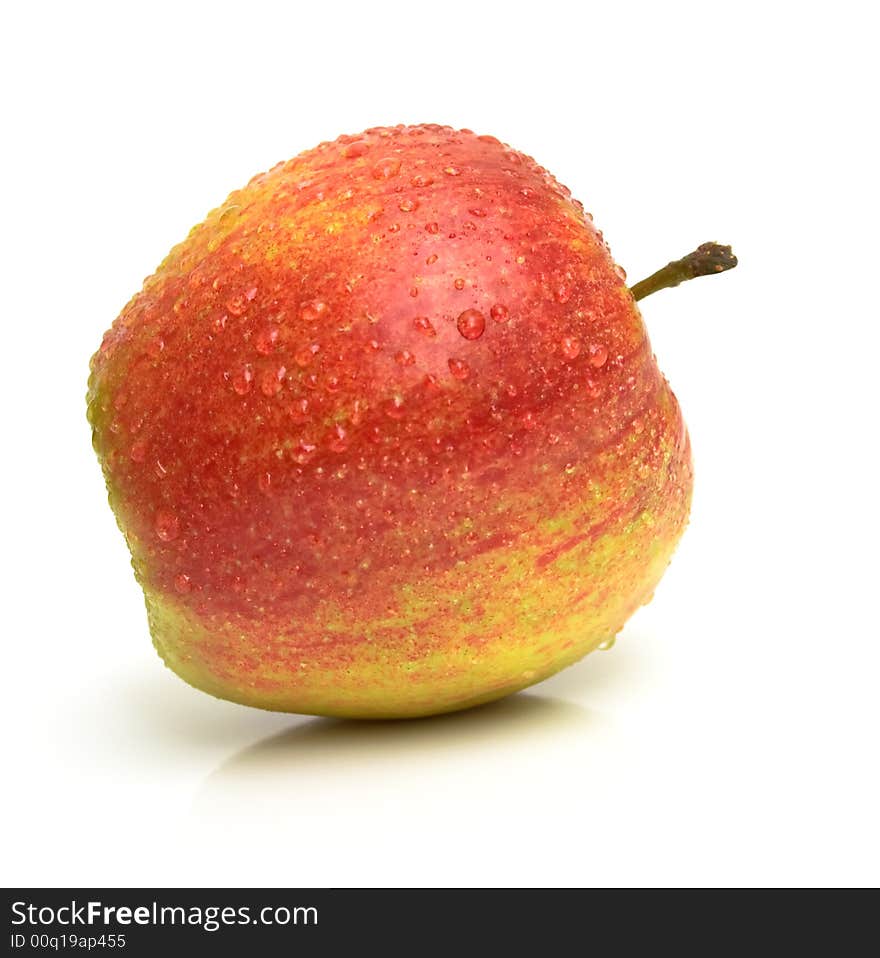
[{"x1": 88, "y1": 124, "x2": 728, "y2": 718}]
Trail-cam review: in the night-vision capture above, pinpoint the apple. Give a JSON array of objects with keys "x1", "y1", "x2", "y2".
[{"x1": 87, "y1": 124, "x2": 735, "y2": 718}]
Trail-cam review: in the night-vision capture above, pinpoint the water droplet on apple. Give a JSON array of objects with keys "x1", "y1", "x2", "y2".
[
  {"x1": 260, "y1": 365, "x2": 286, "y2": 396},
  {"x1": 155, "y1": 510, "x2": 179, "y2": 542},
  {"x1": 293, "y1": 442, "x2": 316, "y2": 464},
  {"x1": 225, "y1": 295, "x2": 247, "y2": 317},
  {"x1": 226, "y1": 286, "x2": 258, "y2": 317},
  {"x1": 598, "y1": 636, "x2": 616, "y2": 651},
  {"x1": 342, "y1": 140, "x2": 369, "y2": 158},
  {"x1": 490, "y1": 304, "x2": 509, "y2": 323},
  {"x1": 372, "y1": 157, "x2": 401, "y2": 179},
  {"x1": 453, "y1": 278, "x2": 466, "y2": 290},
  {"x1": 395, "y1": 349, "x2": 416, "y2": 366},
  {"x1": 614, "y1": 264, "x2": 627, "y2": 281},
  {"x1": 448, "y1": 357, "x2": 471, "y2": 379},
  {"x1": 411, "y1": 173, "x2": 434, "y2": 187},
  {"x1": 414, "y1": 316, "x2": 436, "y2": 337},
  {"x1": 327, "y1": 424, "x2": 349, "y2": 452},
  {"x1": 232, "y1": 364, "x2": 254, "y2": 395},
  {"x1": 258, "y1": 472, "x2": 272, "y2": 492},
  {"x1": 384, "y1": 395, "x2": 406, "y2": 419},
  {"x1": 560, "y1": 337, "x2": 581, "y2": 360},
  {"x1": 425, "y1": 221, "x2": 440, "y2": 234},
  {"x1": 456, "y1": 309, "x2": 486, "y2": 340},
  {"x1": 300, "y1": 300, "x2": 328, "y2": 322},
  {"x1": 289, "y1": 398, "x2": 310, "y2": 422},
  {"x1": 218, "y1": 203, "x2": 240, "y2": 224},
  {"x1": 398, "y1": 198, "x2": 418, "y2": 213},
  {"x1": 425, "y1": 253, "x2": 438, "y2": 265},
  {"x1": 554, "y1": 284, "x2": 571, "y2": 304},
  {"x1": 588, "y1": 344, "x2": 608, "y2": 368},
  {"x1": 295, "y1": 343, "x2": 320, "y2": 368},
  {"x1": 443, "y1": 165, "x2": 462, "y2": 176},
  {"x1": 255, "y1": 326, "x2": 280, "y2": 355}
]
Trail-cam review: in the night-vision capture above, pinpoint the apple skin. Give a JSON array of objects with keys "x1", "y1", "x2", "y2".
[{"x1": 87, "y1": 124, "x2": 692, "y2": 718}]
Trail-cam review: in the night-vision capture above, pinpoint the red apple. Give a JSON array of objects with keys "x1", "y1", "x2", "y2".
[{"x1": 87, "y1": 124, "x2": 734, "y2": 718}]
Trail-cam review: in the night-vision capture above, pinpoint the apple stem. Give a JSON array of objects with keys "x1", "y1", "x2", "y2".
[{"x1": 629, "y1": 242, "x2": 738, "y2": 301}]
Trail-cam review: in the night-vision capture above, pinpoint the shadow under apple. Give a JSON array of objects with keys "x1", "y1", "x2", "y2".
[
  {"x1": 191, "y1": 631, "x2": 659, "y2": 804},
  {"x1": 215, "y1": 691, "x2": 587, "y2": 770},
  {"x1": 192, "y1": 691, "x2": 599, "y2": 822},
  {"x1": 88, "y1": 627, "x2": 655, "y2": 806}
]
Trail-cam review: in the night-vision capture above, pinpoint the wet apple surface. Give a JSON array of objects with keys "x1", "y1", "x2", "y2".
[{"x1": 88, "y1": 124, "x2": 693, "y2": 717}]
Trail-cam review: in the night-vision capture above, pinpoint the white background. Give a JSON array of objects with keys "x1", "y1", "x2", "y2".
[{"x1": 3, "y1": 1, "x2": 878, "y2": 887}]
